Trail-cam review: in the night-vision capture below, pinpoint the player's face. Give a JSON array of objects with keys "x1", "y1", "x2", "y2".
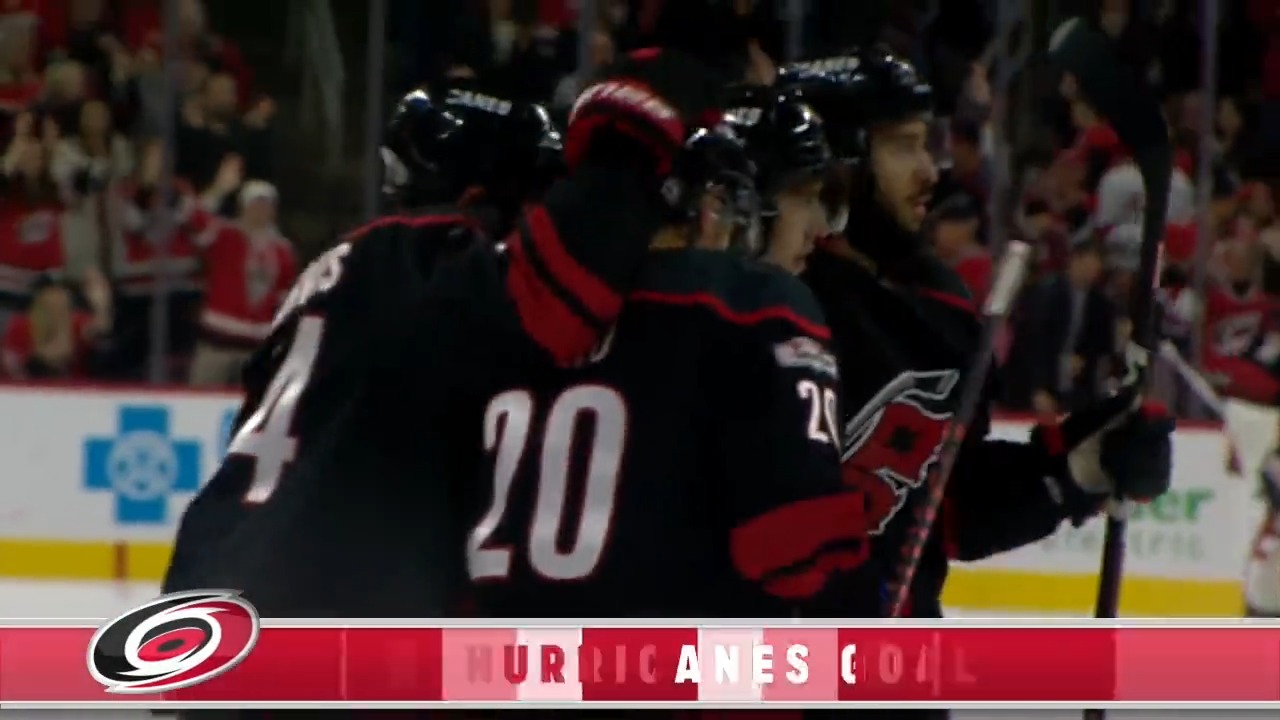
[
  {"x1": 763, "y1": 179, "x2": 826, "y2": 274},
  {"x1": 869, "y1": 118, "x2": 938, "y2": 233},
  {"x1": 695, "y1": 190, "x2": 734, "y2": 251}
]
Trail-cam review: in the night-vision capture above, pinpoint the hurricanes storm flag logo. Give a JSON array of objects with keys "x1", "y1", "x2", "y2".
[{"x1": 86, "y1": 590, "x2": 260, "y2": 694}]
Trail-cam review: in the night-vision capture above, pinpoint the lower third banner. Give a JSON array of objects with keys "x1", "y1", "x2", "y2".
[{"x1": 2, "y1": 622, "x2": 1279, "y2": 707}]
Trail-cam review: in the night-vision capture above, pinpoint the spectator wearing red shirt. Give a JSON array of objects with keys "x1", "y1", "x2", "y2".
[
  {"x1": 930, "y1": 194, "x2": 990, "y2": 308},
  {"x1": 188, "y1": 180, "x2": 294, "y2": 387},
  {"x1": 1, "y1": 269, "x2": 110, "y2": 380}
]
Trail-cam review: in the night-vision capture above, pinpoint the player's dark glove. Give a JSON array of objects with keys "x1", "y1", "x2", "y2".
[
  {"x1": 1030, "y1": 386, "x2": 1175, "y2": 523},
  {"x1": 564, "y1": 48, "x2": 725, "y2": 179}
]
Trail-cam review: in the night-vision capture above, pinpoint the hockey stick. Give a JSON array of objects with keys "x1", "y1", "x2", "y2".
[
  {"x1": 1157, "y1": 340, "x2": 1227, "y2": 419},
  {"x1": 1048, "y1": 21, "x2": 1171, "y2": 641},
  {"x1": 1045, "y1": 18, "x2": 1173, "y2": 720},
  {"x1": 885, "y1": 240, "x2": 1032, "y2": 617}
]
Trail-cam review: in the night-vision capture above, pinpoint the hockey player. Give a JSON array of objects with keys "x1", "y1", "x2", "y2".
[
  {"x1": 162, "y1": 50, "x2": 733, "y2": 618},
  {"x1": 777, "y1": 48, "x2": 1176, "y2": 619},
  {"x1": 722, "y1": 86, "x2": 833, "y2": 274},
  {"x1": 464, "y1": 122, "x2": 870, "y2": 618}
]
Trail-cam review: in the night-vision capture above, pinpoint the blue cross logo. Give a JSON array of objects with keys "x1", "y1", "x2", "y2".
[{"x1": 84, "y1": 406, "x2": 202, "y2": 524}]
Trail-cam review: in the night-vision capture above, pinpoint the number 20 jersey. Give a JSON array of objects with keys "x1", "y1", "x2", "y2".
[
  {"x1": 163, "y1": 165, "x2": 670, "y2": 618},
  {"x1": 465, "y1": 249, "x2": 871, "y2": 618}
]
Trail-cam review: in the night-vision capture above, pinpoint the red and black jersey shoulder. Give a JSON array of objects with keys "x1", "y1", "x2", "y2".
[{"x1": 630, "y1": 249, "x2": 831, "y2": 341}]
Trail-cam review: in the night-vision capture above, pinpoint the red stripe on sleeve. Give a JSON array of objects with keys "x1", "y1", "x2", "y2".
[
  {"x1": 630, "y1": 290, "x2": 831, "y2": 340},
  {"x1": 506, "y1": 232, "x2": 601, "y2": 365},
  {"x1": 918, "y1": 287, "x2": 977, "y2": 315},
  {"x1": 523, "y1": 205, "x2": 623, "y2": 322},
  {"x1": 730, "y1": 492, "x2": 870, "y2": 599},
  {"x1": 342, "y1": 213, "x2": 473, "y2": 243}
]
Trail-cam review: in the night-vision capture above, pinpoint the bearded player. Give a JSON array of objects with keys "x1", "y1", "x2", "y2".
[{"x1": 777, "y1": 47, "x2": 1175, "y2": 621}]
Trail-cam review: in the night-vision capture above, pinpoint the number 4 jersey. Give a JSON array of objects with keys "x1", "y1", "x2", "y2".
[
  {"x1": 466, "y1": 249, "x2": 873, "y2": 618},
  {"x1": 162, "y1": 165, "x2": 670, "y2": 618}
]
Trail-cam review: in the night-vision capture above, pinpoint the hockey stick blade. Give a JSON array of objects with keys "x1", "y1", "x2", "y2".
[{"x1": 886, "y1": 241, "x2": 1032, "y2": 617}]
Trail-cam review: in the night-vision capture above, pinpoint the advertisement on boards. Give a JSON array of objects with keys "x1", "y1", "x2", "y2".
[
  {"x1": 0, "y1": 385, "x2": 1260, "y2": 616},
  {"x1": 0, "y1": 386, "x2": 239, "y2": 579}
]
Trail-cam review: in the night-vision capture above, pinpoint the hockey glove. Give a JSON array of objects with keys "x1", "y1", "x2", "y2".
[
  {"x1": 1030, "y1": 387, "x2": 1175, "y2": 523},
  {"x1": 565, "y1": 48, "x2": 725, "y2": 179}
]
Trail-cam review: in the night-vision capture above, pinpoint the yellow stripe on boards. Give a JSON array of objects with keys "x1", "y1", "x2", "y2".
[
  {"x1": 943, "y1": 567, "x2": 1244, "y2": 617},
  {"x1": 0, "y1": 539, "x2": 1246, "y2": 618},
  {"x1": 0, "y1": 538, "x2": 172, "y2": 582}
]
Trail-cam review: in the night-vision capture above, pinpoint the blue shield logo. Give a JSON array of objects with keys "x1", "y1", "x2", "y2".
[{"x1": 84, "y1": 406, "x2": 202, "y2": 524}]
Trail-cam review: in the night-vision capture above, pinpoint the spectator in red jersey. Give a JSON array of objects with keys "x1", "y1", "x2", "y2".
[
  {"x1": 1201, "y1": 239, "x2": 1280, "y2": 405},
  {"x1": 0, "y1": 112, "x2": 66, "y2": 329},
  {"x1": 1205, "y1": 239, "x2": 1273, "y2": 361},
  {"x1": 188, "y1": 180, "x2": 294, "y2": 387},
  {"x1": 1006, "y1": 239, "x2": 1117, "y2": 419},
  {"x1": 930, "y1": 194, "x2": 990, "y2": 308},
  {"x1": 1, "y1": 269, "x2": 111, "y2": 380}
]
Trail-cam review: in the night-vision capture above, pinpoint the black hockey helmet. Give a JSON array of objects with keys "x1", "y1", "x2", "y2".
[
  {"x1": 441, "y1": 84, "x2": 564, "y2": 200},
  {"x1": 776, "y1": 48, "x2": 937, "y2": 262},
  {"x1": 664, "y1": 124, "x2": 762, "y2": 251},
  {"x1": 721, "y1": 85, "x2": 831, "y2": 203},
  {"x1": 381, "y1": 86, "x2": 563, "y2": 211},
  {"x1": 381, "y1": 88, "x2": 466, "y2": 203},
  {"x1": 777, "y1": 47, "x2": 935, "y2": 163}
]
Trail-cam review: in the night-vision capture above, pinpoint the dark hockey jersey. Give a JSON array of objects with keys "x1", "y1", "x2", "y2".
[
  {"x1": 802, "y1": 246, "x2": 1094, "y2": 618},
  {"x1": 466, "y1": 249, "x2": 868, "y2": 618},
  {"x1": 162, "y1": 165, "x2": 668, "y2": 618}
]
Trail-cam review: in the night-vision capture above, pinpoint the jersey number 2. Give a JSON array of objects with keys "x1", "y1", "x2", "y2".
[
  {"x1": 227, "y1": 315, "x2": 324, "y2": 503},
  {"x1": 469, "y1": 385, "x2": 626, "y2": 581}
]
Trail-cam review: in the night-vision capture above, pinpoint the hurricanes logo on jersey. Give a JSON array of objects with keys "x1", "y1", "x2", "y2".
[{"x1": 841, "y1": 369, "x2": 958, "y2": 535}]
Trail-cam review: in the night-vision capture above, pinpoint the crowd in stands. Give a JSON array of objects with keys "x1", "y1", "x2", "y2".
[
  {"x1": 2, "y1": 0, "x2": 1280, "y2": 422},
  {"x1": 0, "y1": 0, "x2": 287, "y2": 385}
]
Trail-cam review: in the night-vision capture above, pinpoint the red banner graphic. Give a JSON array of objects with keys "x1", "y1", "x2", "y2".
[{"x1": 2, "y1": 623, "x2": 1279, "y2": 707}]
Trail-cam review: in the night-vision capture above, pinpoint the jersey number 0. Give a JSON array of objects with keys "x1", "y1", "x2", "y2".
[{"x1": 469, "y1": 385, "x2": 626, "y2": 581}]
